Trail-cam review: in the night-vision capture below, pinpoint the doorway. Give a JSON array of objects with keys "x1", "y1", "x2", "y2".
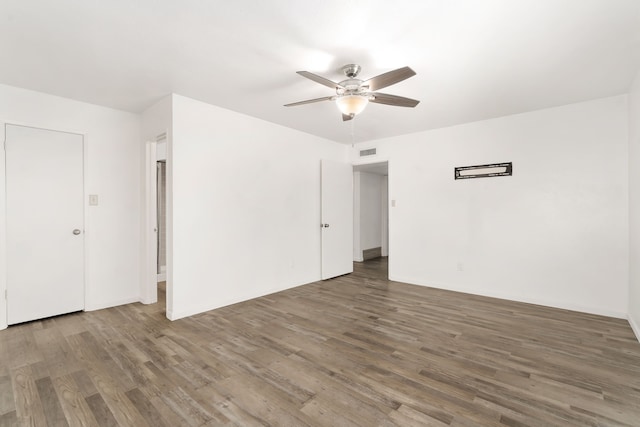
[
  {"x1": 353, "y1": 161, "x2": 389, "y2": 276},
  {"x1": 142, "y1": 136, "x2": 168, "y2": 314},
  {"x1": 156, "y1": 159, "x2": 167, "y2": 309},
  {"x1": 156, "y1": 160, "x2": 167, "y2": 279},
  {"x1": 5, "y1": 124, "x2": 85, "y2": 324}
]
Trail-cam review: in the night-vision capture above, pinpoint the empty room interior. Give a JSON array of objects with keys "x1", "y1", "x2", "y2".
[{"x1": 1, "y1": 1, "x2": 640, "y2": 426}]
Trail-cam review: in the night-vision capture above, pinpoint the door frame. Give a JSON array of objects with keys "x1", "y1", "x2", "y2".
[
  {"x1": 142, "y1": 134, "x2": 170, "y2": 315},
  {"x1": 1, "y1": 121, "x2": 89, "y2": 330},
  {"x1": 142, "y1": 141, "x2": 158, "y2": 305},
  {"x1": 351, "y1": 157, "x2": 391, "y2": 276}
]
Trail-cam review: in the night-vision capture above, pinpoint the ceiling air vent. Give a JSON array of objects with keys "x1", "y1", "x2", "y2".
[{"x1": 360, "y1": 148, "x2": 376, "y2": 157}]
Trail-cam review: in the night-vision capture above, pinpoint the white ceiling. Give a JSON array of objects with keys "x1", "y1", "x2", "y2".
[{"x1": 1, "y1": 0, "x2": 639, "y2": 144}]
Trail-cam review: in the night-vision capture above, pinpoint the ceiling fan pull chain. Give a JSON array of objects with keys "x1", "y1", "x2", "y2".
[{"x1": 351, "y1": 117, "x2": 355, "y2": 147}]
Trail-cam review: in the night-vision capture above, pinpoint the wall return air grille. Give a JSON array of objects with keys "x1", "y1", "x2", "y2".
[
  {"x1": 359, "y1": 148, "x2": 377, "y2": 157},
  {"x1": 455, "y1": 162, "x2": 512, "y2": 180}
]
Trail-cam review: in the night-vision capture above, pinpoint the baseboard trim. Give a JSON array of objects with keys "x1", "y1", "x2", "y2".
[
  {"x1": 139, "y1": 295, "x2": 158, "y2": 305},
  {"x1": 389, "y1": 275, "x2": 627, "y2": 320},
  {"x1": 629, "y1": 314, "x2": 640, "y2": 343},
  {"x1": 363, "y1": 247, "x2": 382, "y2": 261},
  {"x1": 85, "y1": 296, "x2": 139, "y2": 312},
  {"x1": 168, "y1": 278, "x2": 319, "y2": 321}
]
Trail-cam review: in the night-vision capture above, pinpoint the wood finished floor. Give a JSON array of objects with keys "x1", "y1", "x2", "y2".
[{"x1": 1, "y1": 258, "x2": 640, "y2": 426}]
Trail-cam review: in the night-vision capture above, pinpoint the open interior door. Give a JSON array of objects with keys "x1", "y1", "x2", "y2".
[{"x1": 321, "y1": 159, "x2": 353, "y2": 280}]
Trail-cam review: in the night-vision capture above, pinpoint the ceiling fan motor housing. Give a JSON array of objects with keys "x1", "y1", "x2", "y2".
[
  {"x1": 342, "y1": 64, "x2": 361, "y2": 78},
  {"x1": 336, "y1": 78, "x2": 368, "y2": 96}
]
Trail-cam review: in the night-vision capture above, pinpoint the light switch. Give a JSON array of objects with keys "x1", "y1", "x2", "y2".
[
  {"x1": 89, "y1": 195, "x2": 99, "y2": 206},
  {"x1": 391, "y1": 199, "x2": 396, "y2": 207}
]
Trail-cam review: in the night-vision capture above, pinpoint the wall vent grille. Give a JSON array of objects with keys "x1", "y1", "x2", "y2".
[{"x1": 360, "y1": 148, "x2": 376, "y2": 157}]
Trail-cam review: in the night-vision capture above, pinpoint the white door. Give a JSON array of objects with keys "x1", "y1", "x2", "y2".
[
  {"x1": 321, "y1": 159, "x2": 353, "y2": 279},
  {"x1": 5, "y1": 124, "x2": 85, "y2": 324}
]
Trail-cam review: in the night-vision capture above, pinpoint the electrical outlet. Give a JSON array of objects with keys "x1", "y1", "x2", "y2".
[
  {"x1": 89, "y1": 194, "x2": 99, "y2": 206},
  {"x1": 457, "y1": 262, "x2": 464, "y2": 272}
]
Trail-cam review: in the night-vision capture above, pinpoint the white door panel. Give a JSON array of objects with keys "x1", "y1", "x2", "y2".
[
  {"x1": 6, "y1": 124, "x2": 84, "y2": 324},
  {"x1": 321, "y1": 159, "x2": 353, "y2": 280}
]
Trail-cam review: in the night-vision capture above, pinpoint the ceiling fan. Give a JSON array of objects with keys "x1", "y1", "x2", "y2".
[{"x1": 284, "y1": 64, "x2": 420, "y2": 121}]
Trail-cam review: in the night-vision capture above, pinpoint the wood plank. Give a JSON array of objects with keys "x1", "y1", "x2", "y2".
[
  {"x1": 0, "y1": 411, "x2": 17, "y2": 427},
  {"x1": 217, "y1": 373, "x2": 315, "y2": 426},
  {"x1": 35, "y1": 377, "x2": 69, "y2": 427},
  {"x1": 52, "y1": 374, "x2": 99, "y2": 427},
  {"x1": 70, "y1": 370, "x2": 99, "y2": 398},
  {"x1": 123, "y1": 388, "x2": 168, "y2": 427},
  {"x1": 85, "y1": 393, "x2": 121, "y2": 427},
  {"x1": 0, "y1": 375, "x2": 15, "y2": 416},
  {"x1": 65, "y1": 334, "x2": 149, "y2": 427},
  {"x1": 10, "y1": 365, "x2": 47, "y2": 426}
]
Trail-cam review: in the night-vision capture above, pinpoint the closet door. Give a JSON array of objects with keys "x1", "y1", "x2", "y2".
[{"x1": 6, "y1": 124, "x2": 85, "y2": 324}]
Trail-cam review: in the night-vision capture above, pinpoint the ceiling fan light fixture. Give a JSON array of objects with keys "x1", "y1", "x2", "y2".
[
  {"x1": 285, "y1": 64, "x2": 418, "y2": 119},
  {"x1": 335, "y1": 95, "x2": 369, "y2": 116}
]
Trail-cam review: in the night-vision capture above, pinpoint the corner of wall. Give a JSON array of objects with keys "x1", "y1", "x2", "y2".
[
  {"x1": 629, "y1": 313, "x2": 640, "y2": 343},
  {"x1": 353, "y1": 171, "x2": 362, "y2": 261},
  {"x1": 0, "y1": 122, "x2": 7, "y2": 330},
  {"x1": 628, "y1": 66, "x2": 640, "y2": 343}
]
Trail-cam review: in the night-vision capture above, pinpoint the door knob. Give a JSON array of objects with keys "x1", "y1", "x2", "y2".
[
  {"x1": 323, "y1": 224, "x2": 330, "y2": 228},
  {"x1": 73, "y1": 229, "x2": 81, "y2": 235}
]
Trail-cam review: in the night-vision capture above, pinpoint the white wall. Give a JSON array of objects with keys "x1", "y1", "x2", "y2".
[
  {"x1": 169, "y1": 94, "x2": 347, "y2": 320},
  {"x1": 381, "y1": 175, "x2": 389, "y2": 257},
  {"x1": 353, "y1": 172, "x2": 362, "y2": 261},
  {"x1": 157, "y1": 141, "x2": 167, "y2": 161},
  {"x1": 629, "y1": 69, "x2": 640, "y2": 339},
  {"x1": 0, "y1": 84, "x2": 142, "y2": 329},
  {"x1": 352, "y1": 95, "x2": 629, "y2": 318},
  {"x1": 142, "y1": 96, "x2": 172, "y2": 143}
]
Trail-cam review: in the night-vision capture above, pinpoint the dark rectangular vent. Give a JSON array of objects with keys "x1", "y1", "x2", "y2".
[
  {"x1": 455, "y1": 162, "x2": 512, "y2": 180},
  {"x1": 360, "y1": 148, "x2": 376, "y2": 157}
]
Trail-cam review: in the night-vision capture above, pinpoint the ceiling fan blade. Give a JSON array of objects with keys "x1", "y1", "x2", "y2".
[
  {"x1": 370, "y1": 92, "x2": 420, "y2": 108},
  {"x1": 364, "y1": 66, "x2": 416, "y2": 91},
  {"x1": 342, "y1": 113, "x2": 354, "y2": 121},
  {"x1": 284, "y1": 96, "x2": 334, "y2": 107},
  {"x1": 297, "y1": 71, "x2": 344, "y2": 90}
]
